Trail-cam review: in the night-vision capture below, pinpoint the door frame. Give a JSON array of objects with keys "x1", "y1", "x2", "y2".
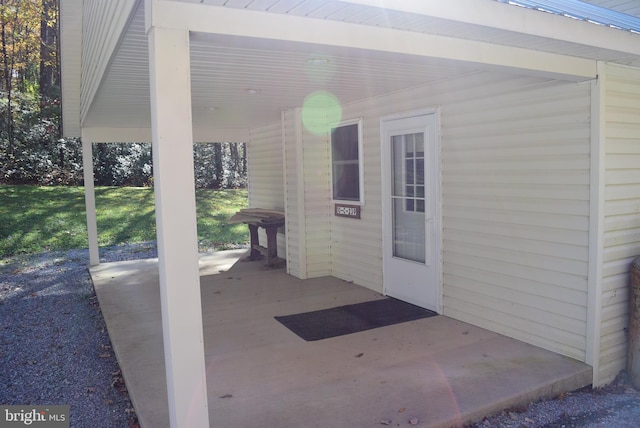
[{"x1": 380, "y1": 107, "x2": 443, "y2": 313}]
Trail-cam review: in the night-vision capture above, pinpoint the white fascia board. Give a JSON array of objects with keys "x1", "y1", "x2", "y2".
[
  {"x1": 342, "y1": 0, "x2": 640, "y2": 57},
  {"x1": 151, "y1": 1, "x2": 596, "y2": 80}
]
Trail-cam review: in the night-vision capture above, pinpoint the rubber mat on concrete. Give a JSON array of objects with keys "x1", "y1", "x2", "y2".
[{"x1": 275, "y1": 297, "x2": 436, "y2": 341}]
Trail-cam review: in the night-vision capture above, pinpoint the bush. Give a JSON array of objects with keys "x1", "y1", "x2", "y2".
[{"x1": 0, "y1": 91, "x2": 247, "y2": 188}]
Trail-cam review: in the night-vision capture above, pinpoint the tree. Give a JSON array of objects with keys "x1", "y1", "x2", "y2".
[
  {"x1": 1, "y1": 0, "x2": 53, "y2": 152},
  {"x1": 0, "y1": 0, "x2": 66, "y2": 185},
  {"x1": 38, "y1": 0, "x2": 58, "y2": 103},
  {"x1": 213, "y1": 142, "x2": 223, "y2": 188},
  {"x1": 193, "y1": 143, "x2": 247, "y2": 189},
  {"x1": 0, "y1": 0, "x2": 248, "y2": 189}
]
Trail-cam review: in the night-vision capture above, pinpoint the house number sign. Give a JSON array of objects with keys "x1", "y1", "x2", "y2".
[{"x1": 334, "y1": 203, "x2": 361, "y2": 219}]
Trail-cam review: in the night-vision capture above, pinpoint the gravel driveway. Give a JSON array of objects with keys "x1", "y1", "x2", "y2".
[{"x1": 1, "y1": 244, "x2": 639, "y2": 427}]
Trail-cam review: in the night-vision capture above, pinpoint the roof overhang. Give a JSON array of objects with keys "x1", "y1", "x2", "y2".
[{"x1": 62, "y1": 0, "x2": 640, "y2": 140}]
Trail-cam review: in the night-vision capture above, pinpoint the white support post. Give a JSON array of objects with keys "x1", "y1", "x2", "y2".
[
  {"x1": 148, "y1": 26, "x2": 210, "y2": 427},
  {"x1": 81, "y1": 137, "x2": 99, "y2": 266}
]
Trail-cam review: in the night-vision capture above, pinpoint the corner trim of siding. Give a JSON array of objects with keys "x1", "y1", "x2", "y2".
[
  {"x1": 295, "y1": 108, "x2": 307, "y2": 279},
  {"x1": 586, "y1": 61, "x2": 606, "y2": 385}
]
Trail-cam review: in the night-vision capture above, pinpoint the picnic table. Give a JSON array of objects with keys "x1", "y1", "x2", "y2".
[{"x1": 228, "y1": 208, "x2": 285, "y2": 267}]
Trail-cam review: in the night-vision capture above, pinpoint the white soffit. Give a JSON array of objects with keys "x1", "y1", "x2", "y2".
[
  {"x1": 83, "y1": 2, "x2": 484, "y2": 131},
  {"x1": 188, "y1": 34, "x2": 482, "y2": 128},
  {"x1": 82, "y1": 0, "x2": 640, "y2": 132}
]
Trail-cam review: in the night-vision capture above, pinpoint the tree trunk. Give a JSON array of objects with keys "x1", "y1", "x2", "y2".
[
  {"x1": 1, "y1": 0, "x2": 17, "y2": 154},
  {"x1": 1, "y1": 0, "x2": 8, "y2": 93},
  {"x1": 213, "y1": 142, "x2": 223, "y2": 189},
  {"x1": 229, "y1": 142, "x2": 239, "y2": 187},
  {"x1": 39, "y1": 0, "x2": 56, "y2": 101},
  {"x1": 241, "y1": 142, "x2": 247, "y2": 178}
]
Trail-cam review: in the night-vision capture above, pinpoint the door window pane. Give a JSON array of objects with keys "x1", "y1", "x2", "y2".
[
  {"x1": 391, "y1": 132, "x2": 427, "y2": 263},
  {"x1": 392, "y1": 136, "x2": 404, "y2": 196},
  {"x1": 392, "y1": 198, "x2": 425, "y2": 263}
]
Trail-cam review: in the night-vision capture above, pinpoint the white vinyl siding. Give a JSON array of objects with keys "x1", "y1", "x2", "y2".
[
  {"x1": 331, "y1": 72, "x2": 591, "y2": 361},
  {"x1": 302, "y1": 125, "x2": 332, "y2": 278},
  {"x1": 598, "y1": 63, "x2": 640, "y2": 384},
  {"x1": 441, "y1": 78, "x2": 591, "y2": 361},
  {"x1": 281, "y1": 109, "x2": 333, "y2": 278},
  {"x1": 247, "y1": 122, "x2": 286, "y2": 258},
  {"x1": 331, "y1": 106, "x2": 384, "y2": 288},
  {"x1": 277, "y1": 72, "x2": 593, "y2": 363},
  {"x1": 283, "y1": 110, "x2": 302, "y2": 278},
  {"x1": 248, "y1": 123, "x2": 285, "y2": 211},
  {"x1": 81, "y1": 0, "x2": 138, "y2": 122}
]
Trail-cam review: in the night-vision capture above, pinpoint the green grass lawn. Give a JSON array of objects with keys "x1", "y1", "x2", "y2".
[{"x1": 0, "y1": 185, "x2": 249, "y2": 257}]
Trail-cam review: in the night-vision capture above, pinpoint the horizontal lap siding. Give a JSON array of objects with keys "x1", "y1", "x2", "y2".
[
  {"x1": 247, "y1": 123, "x2": 286, "y2": 258},
  {"x1": 248, "y1": 123, "x2": 284, "y2": 210},
  {"x1": 333, "y1": 74, "x2": 591, "y2": 361},
  {"x1": 302, "y1": 129, "x2": 331, "y2": 277},
  {"x1": 282, "y1": 109, "x2": 332, "y2": 278},
  {"x1": 330, "y1": 97, "x2": 397, "y2": 291},
  {"x1": 599, "y1": 64, "x2": 640, "y2": 384},
  {"x1": 440, "y1": 75, "x2": 591, "y2": 361},
  {"x1": 283, "y1": 72, "x2": 592, "y2": 363}
]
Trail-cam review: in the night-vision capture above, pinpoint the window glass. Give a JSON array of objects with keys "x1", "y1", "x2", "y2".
[{"x1": 331, "y1": 121, "x2": 361, "y2": 202}]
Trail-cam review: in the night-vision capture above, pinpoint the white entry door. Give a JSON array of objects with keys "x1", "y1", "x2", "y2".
[{"x1": 381, "y1": 112, "x2": 440, "y2": 312}]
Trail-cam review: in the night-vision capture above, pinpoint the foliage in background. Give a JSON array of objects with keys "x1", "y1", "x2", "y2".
[
  {"x1": 0, "y1": 90, "x2": 82, "y2": 185},
  {"x1": 93, "y1": 143, "x2": 154, "y2": 187},
  {"x1": 0, "y1": 0, "x2": 247, "y2": 189},
  {"x1": 90, "y1": 142, "x2": 247, "y2": 189},
  {"x1": 0, "y1": 0, "x2": 67, "y2": 185},
  {"x1": 0, "y1": 185, "x2": 249, "y2": 257},
  {"x1": 194, "y1": 142, "x2": 247, "y2": 189}
]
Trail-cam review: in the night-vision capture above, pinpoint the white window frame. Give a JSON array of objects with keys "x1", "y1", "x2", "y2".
[{"x1": 330, "y1": 118, "x2": 364, "y2": 204}]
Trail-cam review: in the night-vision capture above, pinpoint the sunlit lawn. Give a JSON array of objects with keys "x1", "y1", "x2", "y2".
[{"x1": 0, "y1": 185, "x2": 249, "y2": 257}]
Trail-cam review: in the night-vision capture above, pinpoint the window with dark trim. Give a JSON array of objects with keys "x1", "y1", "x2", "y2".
[{"x1": 331, "y1": 120, "x2": 362, "y2": 202}]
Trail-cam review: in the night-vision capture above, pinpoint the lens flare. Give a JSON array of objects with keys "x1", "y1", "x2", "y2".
[{"x1": 301, "y1": 90, "x2": 342, "y2": 135}]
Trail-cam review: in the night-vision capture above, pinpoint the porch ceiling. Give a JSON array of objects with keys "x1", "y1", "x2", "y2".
[
  {"x1": 82, "y1": 3, "x2": 485, "y2": 133},
  {"x1": 80, "y1": 0, "x2": 640, "y2": 136}
]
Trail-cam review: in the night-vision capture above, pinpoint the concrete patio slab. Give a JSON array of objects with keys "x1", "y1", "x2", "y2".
[{"x1": 90, "y1": 250, "x2": 592, "y2": 428}]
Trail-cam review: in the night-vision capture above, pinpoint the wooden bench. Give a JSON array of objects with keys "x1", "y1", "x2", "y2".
[{"x1": 228, "y1": 208, "x2": 285, "y2": 267}]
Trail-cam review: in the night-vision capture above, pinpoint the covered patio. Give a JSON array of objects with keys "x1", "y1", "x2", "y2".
[
  {"x1": 90, "y1": 250, "x2": 591, "y2": 427},
  {"x1": 60, "y1": 1, "x2": 640, "y2": 424}
]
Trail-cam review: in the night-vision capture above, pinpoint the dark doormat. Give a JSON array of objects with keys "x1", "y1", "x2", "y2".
[{"x1": 274, "y1": 297, "x2": 437, "y2": 341}]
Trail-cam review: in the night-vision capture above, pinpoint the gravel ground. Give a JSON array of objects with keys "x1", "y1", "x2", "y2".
[
  {"x1": 469, "y1": 372, "x2": 640, "y2": 427},
  {"x1": 1, "y1": 243, "x2": 639, "y2": 428},
  {"x1": 0, "y1": 243, "x2": 158, "y2": 428}
]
